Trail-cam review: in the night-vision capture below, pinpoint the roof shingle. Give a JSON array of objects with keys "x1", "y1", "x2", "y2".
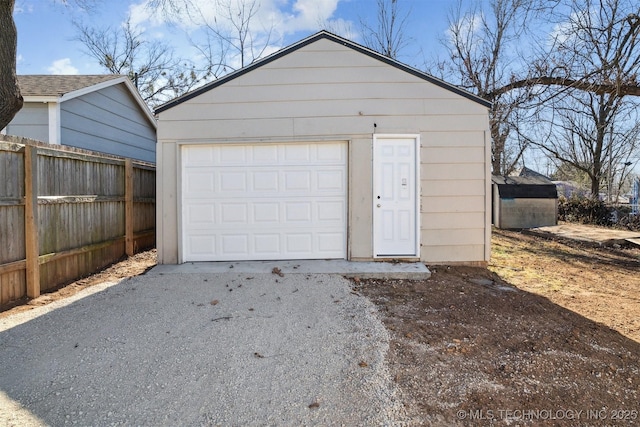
[{"x1": 17, "y1": 75, "x2": 125, "y2": 97}]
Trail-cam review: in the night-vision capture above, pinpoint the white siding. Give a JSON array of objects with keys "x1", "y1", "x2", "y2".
[
  {"x1": 61, "y1": 84, "x2": 156, "y2": 162},
  {"x1": 5, "y1": 103, "x2": 49, "y2": 142},
  {"x1": 157, "y1": 37, "x2": 490, "y2": 264}
]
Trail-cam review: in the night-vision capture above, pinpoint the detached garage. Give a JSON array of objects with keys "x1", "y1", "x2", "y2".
[{"x1": 155, "y1": 31, "x2": 492, "y2": 265}]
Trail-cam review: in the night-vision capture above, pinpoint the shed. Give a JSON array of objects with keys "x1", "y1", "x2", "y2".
[
  {"x1": 2, "y1": 75, "x2": 156, "y2": 163},
  {"x1": 154, "y1": 31, "x2": 492, "y2": 265},
  {"x1": 492, "y1": 175, "x2": 558, "y2": 229}
]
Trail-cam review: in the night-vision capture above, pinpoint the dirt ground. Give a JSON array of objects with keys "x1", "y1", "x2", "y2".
[
  {"x1": 357, "y1": 228, "x2": 640, "y2": 426},
  {"x1": 2, "y1": 230, "x2": 639, "y2": 426},
  {"x1": 0, "y1": 250, "x2": 157, "y2": 317}
]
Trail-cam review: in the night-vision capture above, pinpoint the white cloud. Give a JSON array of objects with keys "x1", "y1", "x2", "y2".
[
  {"x1": 547, "y1": 8, "x2": 594, "y2": 48},
  {"x1": 124, "y1": 0, "x2": 353, "y2": 75},
  {"x1": 47, "y1": 58, "x2": 79, "y2": 75},
  {"x1": 14, "y1": 1, "x2": 34, "y2": 14},
  {"x1": 286, "y1": 0, "x2": 341, "y2": 32},
  {"x1": 446, "y1": 11, "x2": 483, "y2": 43},
  {"x1": 128, "y1": 0, "x2": 347, "y2": 36},
  {"x1": 129, "y1": 0, "x2": 168, "y2": 29}
]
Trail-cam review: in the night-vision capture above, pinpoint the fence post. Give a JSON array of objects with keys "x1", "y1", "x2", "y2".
[
  {"x1": 125, "y1": 159, "x2": 134, "y2": 256},
  {"x1": 24, "y1": 145, "x2": 40, "y2": 298}
]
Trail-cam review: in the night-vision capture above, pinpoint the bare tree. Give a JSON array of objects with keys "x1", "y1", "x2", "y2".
[
  {"x1": 0, "y1": 0, "x2": 23, "y2": 130},
  {"x1": 1, "y1": 0, "x2": 99, "y2": 128},
  {"x1": 533, "y1": 90, "x2": 639, "y2": 197},
  {"x1": 524, "y1": 0, "x2": 640, "y2": 197},
  {"x1": 486, "y1": 0, "x2": 640, "y2": 98},
  {"x1": 189, "y1": 0, "x2": 274, "y2": 75},
  {"x1": 74, "y1": 19, "x2": 202, "y2": 107},
  {"x1": 437, "y1": 0, "x2": 547, "y2": 175},
  {"x1": 359, "y1": 0, "x2": 411, "y2": 59}
]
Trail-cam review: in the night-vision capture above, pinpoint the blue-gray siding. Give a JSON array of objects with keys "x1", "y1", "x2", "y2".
[
  {"x1": 61, "y1": 84, "x2": 156, "y2": 163},
  {"x1": 5, "y1": 103, "x2": 49, "y2": 142}
]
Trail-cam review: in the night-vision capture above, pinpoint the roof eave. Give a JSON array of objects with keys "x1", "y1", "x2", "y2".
[{"x1": 23, "y1": 96, "x2": 60, "y2": 103}]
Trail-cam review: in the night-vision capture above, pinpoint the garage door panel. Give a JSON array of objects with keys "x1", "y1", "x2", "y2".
[
  {"x1": 188, "y1": 235, "x2": 216, "y2": 255},
  {"x1": 220, "y1": 172, "x2": 247, "y2": 192},
  {"x1": 317, "y1": 169, "x2": 345, "y2": 191},
  {"x1": 220, "y1": 145, "x2": 248, "y2": 163},
  {"x1": 221, "y1": 203, "x2": 248, "y2": 223},
  {"x1": 318, "y1": 201, "x2": 345, "y2": 221},
  {"x1": 253, "y1": 203, "x2": 280, "y2": 222},
  {"x1": 318, "y1": 232, "x2": 345, "y2": 252},
  {"x1": 253, "y1": 145, "x2": 279, "y2": 163},
  {"x1": 182, "y1": 142, "x2": 347, "y2": 261},
  {"x1": 183, "y1": 146, "x2": 215, "y2": 166},
  {"x1": 184, "y1": 168, "x2": 345, "y2": 197},
  {"x1": 253, "y1": 171, "x2": 279, "y2": 191},
  {"x1": 184, "y1": 172, "x2": 215, "y2": 195},
  {"x1": 254, "y1": 234, "x2": 281, "y2": 254},
  {"x1": 221, "y1": 235, "x2": 249, "y2": 254},
  {"x1": 284, "y1": 170, "x2": 312, "y2": 191},
  {"x1": 317, "y1": 143, "x2": 345, "y2": 161},
  {"x1": 285, "y1": 202, "x2": 312, "y2": 222},
  {"x1": 286, "y1": 233, "x2": 313, "y2": 253},
  {"x1": 186, "y1": 204, "x2": 215, "y2": 224},
  {"x1": 284, "y1": 144, "x2": 312, "y2": 162}
]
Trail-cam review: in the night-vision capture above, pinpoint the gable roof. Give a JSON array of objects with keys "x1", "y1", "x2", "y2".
[
  {"x1": 517, "y1": 166, "x2": 553, "y2": 182},
  {"x1": 155, "y1": 30, "x2": 492, "y2": 114},
  {"x1": 18, "y1": 74, "x2": 156, "y2": 128}
]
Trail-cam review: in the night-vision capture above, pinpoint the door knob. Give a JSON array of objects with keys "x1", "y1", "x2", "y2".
[{"x1": 377, "y1": 204, "x2": 381, "y2": 207}]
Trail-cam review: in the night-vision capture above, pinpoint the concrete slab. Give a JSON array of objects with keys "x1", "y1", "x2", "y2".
[
  {"x1": 150, "y1": 259, "x2": 431, "y2": 280},
  {"x1": 626, "y1": 238, "x2": 640, "y2": 248},
  {"x1": 528, "y1": 224, "x2": 640, "y2": 247}
]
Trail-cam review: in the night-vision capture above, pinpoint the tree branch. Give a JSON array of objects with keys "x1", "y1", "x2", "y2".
[{"x1": 487, "y1": 76, "x2": 640, "y2": 99}]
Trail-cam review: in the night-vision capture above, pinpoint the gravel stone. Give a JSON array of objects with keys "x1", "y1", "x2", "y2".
[{"x1": 0, "y1": 273, "x2": 407, "y2": 426}]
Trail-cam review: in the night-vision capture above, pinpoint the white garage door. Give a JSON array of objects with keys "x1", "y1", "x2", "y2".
[{"x1": 181, "y1": 142, "x2": 347, "y2": 261}]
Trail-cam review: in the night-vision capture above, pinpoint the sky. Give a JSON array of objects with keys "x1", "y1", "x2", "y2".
[{"x1": 13, "y1": 0, "x2": 454, "y2": 76}]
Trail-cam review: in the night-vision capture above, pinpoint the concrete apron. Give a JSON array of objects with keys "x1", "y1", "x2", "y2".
[
  {"x1": 150, "y1": 259, "x2": 431, "y2": 280},
  {"x1": 529, "y1": 224, "x2": 640, "y2": 247}
]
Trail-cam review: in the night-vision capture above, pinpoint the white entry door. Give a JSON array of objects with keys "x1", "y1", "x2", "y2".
[
  {"x1": 373, "y1": 135, "x2": 419, "y2": 257},
  {"x1": 181, "y1": 142, "x2": 347, "y2": 262}
]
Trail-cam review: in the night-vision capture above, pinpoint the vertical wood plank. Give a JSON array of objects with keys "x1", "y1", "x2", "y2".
[
  {"x1": 24, "y1": 145, "x2": 40, "y2": 298},
  {"x1": 125, "y1": 159, "x2": 134, "y2": 256}
]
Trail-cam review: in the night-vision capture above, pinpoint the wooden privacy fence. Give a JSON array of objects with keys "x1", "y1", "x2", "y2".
[{"x1": 0, "y1": 136, "x2": 155, "y2": 306}]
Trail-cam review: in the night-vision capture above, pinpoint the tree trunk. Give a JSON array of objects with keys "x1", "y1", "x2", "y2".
[
  {"x1": 590, "y1": 175, "x2": 600, "y2": 200},
  {"x1": 0, "y1": 0, "x2": 23, "y2": 130}
]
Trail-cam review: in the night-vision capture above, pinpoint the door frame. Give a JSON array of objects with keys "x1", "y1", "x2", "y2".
[{"x1": 372, "y1": 134, "x2": 421, "y2": 259}]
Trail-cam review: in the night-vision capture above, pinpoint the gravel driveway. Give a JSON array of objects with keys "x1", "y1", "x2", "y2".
[{"x1": 0, "y1": 271, "x2": 406, "y2": 426}]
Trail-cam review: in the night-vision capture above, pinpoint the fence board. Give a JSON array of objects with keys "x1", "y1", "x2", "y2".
[
  {"x1": 0, "y1": 135, "x2": 155, "y2": 306},
  {"x1": 0, "y1": 147, "x2": 23, "y2": 199},
  {"x1": 0, "y1": 206, "x2": 25, "y2": 265}
]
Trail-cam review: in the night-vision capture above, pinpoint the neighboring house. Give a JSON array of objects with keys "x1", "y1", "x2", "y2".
[
  {"x1": 517, "y1": 166, "x2": 553, "y2": 181},
  {"x1": 553, "y1": 181, "x2": 588, "y2": 198},
  {"x1": 154, "y1": 31, "x2": 492, "y2": 265},
  {"x1": 2, "y1": 75, "x2": 156, "y2": 163}
]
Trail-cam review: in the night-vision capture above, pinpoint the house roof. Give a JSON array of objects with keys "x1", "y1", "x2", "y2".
[
  {"x1": 517, "y1": 166, "x2": 553, "y2": 182},
  {"x1": 18, "y1": 74, "x2": 156, "y2": 128},
  {"x1": 155, "y1": 30, "x2": 492, "y2": 114},
  {"x1": 17, "y1": 75, "x2": 124, "y2": 97}
]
